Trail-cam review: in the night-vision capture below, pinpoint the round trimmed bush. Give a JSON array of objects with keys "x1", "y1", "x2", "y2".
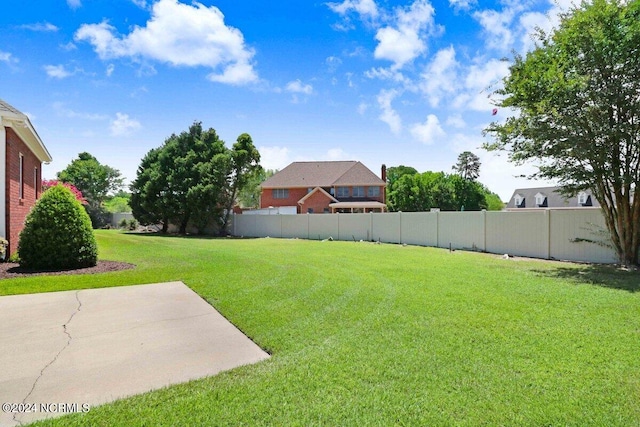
[{"x1": 18, "y1": 184, "x2": 98, "y2": 269}]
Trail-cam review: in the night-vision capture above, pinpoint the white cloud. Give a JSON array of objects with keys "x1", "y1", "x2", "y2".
[
  {"x1": 326, "y1": 56, "x2": 342, "y2": 73},
  {"x1": 418, "y1": 46, "x2": 459, "y2": 107},
  {"x1": 0, "y1": 51, "x2": 17, "y2": 64},
  {"x1": 473, "y1": 8, "x2": 515, "y2": 51},
  {"x1": 410, "y1": 114, "x2": 445, "y2": 145},
  {"x1": 75, "y1": 0, "x2": 258, "y2": 85},
  {"x1": 377, "y1": 89, "x2": 402, "y2": 134},
  {"x1": 44, "y1": 64, "x2": 74, "y2": 79},
  {"x1": 374, "y1": 0, "x2": 438, "y2": 69},
  {"x1": 67, "y1": 0, "x2": 81, "y2": 9},
  {"x1": 449, "y1": 0, "x2": 476, "y2": 11},
  {"x1": 446, "y1": 114, "x2": 466, "y2": 129},
  {"x1": 106, "y1": 63, "x2": 115, "y2": 77},
  {"x1": 53, "y1": 102, "x2": 109, "y2": 121},
  {"x1": 286, "y1": 79, "x2": 314, "y2": 94},
  {"x1": 258, "y1": 146, "x2": 291, "y2": 171},
  {"x1": 110, "y1": 113, "x2": 141, "y2": 136},
  {"x1": 132, "y1": 0, "x2": 148, "y2": 8},
  {"x1": 365, "y1": 66, "x2": 408, "y2": 83},
  {"x1": 326, "y1": 0, "x2": 379, "y2": 18},
  {"x1": 357, "y1": 102, "x2": 368, "y2": 115},
  {"x1": 326, "y1": 148, "x2": 348, "y2": 160},
  {"x1": 20, "y1": 22, "x2": 58, "y2": 32}
]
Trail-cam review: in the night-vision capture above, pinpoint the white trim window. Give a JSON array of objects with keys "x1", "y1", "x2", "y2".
[
  {"x1": 578, "y1": 191, "x2": 588, "y2": 205},
  {"x1": 336, "y1": 186, "x2": 349, "y2": 197},
  {"x1": 272, "y1": 188, "x2": 289, "y2": 199},
  {"x1": 352, "y1": 186, "x2": 364, "y2": 197},
  {"x1": 514, "y1": 194, "x2": 524, "y2": 207},
  {"x1": 368, "y1": 186, "x2": 380, "y2": 197},
  {"x1": 535, "y1": 192, "x2": 546, "y2": 206}
]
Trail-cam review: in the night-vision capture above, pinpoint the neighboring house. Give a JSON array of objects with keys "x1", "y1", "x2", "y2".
[
  {"x1": 260, "y1": 161, "x2": 387, "y2": 214},
  {"x1": 0, "y1": 99, "x2": 53, "y2": 255},
  {"x1": 506, "y1": 186, "x2": 600, "y2": 210}
]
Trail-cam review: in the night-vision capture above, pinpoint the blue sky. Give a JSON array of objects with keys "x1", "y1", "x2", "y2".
[{"x1": 0, "y1": 0, "x2": 570, "y2": 200}]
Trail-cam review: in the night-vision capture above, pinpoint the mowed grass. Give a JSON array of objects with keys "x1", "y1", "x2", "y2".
[{"x1": 3, "y1": 231, "x2": 640, "y2": 426}]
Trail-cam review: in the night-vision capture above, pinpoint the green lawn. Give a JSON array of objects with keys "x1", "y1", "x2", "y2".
[{"x1": 4, "y1": 231, "x2": 640, "y2": 426}]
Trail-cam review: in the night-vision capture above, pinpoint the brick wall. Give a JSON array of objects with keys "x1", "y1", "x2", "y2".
[
  {"x1": 260, "y1": 187, "x2": 307, "y2": 211},
  {"x1": 299, "y1": 190, "x2": 334, "y2": 213},
  {"x1": 6, "y1": 127, "x2": 42, "y2": 255}
]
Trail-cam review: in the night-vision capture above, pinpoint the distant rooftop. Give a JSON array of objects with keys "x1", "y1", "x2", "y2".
[{"x1": 261, "y1": 161, "x2": 386, "y2": 188}]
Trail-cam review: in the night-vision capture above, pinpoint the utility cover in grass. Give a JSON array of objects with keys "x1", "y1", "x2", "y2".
[{"x1": 18, "y1": 184, "x2": 98, "y2": 269}]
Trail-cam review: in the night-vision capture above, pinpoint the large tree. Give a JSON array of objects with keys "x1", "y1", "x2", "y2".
[
  {"x1": 130, "y1": 122, "x2": 260, "y2": 235},
  {"x1": 388, "y1": 171, "x2": 490, "y2": 212},
  {"x1": 484, "y1": 0, "x2": 640, "y2": 266},
  {"x1": 57, "y1": 152, "x2": 123, "y2": 227},
  {"x1": 452, "y1": 151, "x2": 481, "y2": 180}
]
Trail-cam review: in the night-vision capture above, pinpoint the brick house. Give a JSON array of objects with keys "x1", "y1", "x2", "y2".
[
  {"x1": 506, "y1": 186, "x2": 600, "y2": 210},
  {"x1": 260, "y1": 161, "x2": 387, "y2": 214},
  {"x1": 0, "y1": 100, "x2": 53, "y2": 255}
]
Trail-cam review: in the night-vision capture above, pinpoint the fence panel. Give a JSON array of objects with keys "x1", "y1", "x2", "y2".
[
  {"x1": 338, "y1": 214, "x2": 371, "y2": 241},
  {"x1": 372, "y1": 213, "x2": 401, "y2": 243},
  {"x1": 400, "y1": 212, "x2": 436, "y2": 246},
  {"x1": 437, "y1": 212, "x2": 485, "y2": 250},
  {"x1": 234, "y1": 214, "x2": 258, "y2": 237},
  {"x1": 549, "y1": 210, "x2": 617, "y2": 263},
  {"x1": 309, "y1": 215, "x2": 339, "y2": 240},
  {"x1": 485, "y1": 211, "x2": 549, "y2": 259},
  {"x1": 282, "y1": 215, "x2": 309, "y2": 239}
]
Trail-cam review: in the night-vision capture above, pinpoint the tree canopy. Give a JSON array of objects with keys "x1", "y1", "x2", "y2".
[
  {"x1": 452, "y1": 151, "x2": 481, "y2": 180},
  {"x1": 484, "y1": 0, "x2": 640, "y2": 265},
  {"x1": 57, "y1": 152, "x2": 123, "y2": 227},
  {"x1": 130, "y1": 122, "x2": 260, "y2": 234}
]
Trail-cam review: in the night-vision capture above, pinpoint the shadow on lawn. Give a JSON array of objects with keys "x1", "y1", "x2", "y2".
[
  {"x1": 123, "y1": 232, "x2": 257, "y2": 240},
  {"x1": 533, "y1": 263, "x2": 640, "y2": 293}
]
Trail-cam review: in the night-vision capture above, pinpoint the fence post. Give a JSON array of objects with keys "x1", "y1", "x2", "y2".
[
  {"x1": 482, "y1": 209, "x2": 487, "y2": 252},
  {"x1": 546, "y1": 209, "x2": 551, "y2": 259},
  {"x1": 436, "y1": 210, "x2": 440, "y2": 248}
]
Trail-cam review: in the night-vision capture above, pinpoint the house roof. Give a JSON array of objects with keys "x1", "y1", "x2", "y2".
[
  {"x1": 506, "y1": 186, "x2": 600, "y2": 209},
  {"x1": 0, "y1": 99, "x2": 53, "y2": 163},
  {"x1": 261, "y1": 161, "x2": 386, "y2": 188}
]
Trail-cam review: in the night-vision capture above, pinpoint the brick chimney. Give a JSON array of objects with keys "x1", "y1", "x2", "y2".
[{"x1": 381, "y1": 164, "x2": 387, "y2": 182}]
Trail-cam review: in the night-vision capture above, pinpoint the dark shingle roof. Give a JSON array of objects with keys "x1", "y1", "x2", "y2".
[
  {"x1": 262, "y1": 161, "x2": 385, "y2": 188},
  {"x1": 506, "y1": 186, "x2": 600, "y2": 209},
  {"x1": 0, "y1": 99, "x2": 26, "y2": 117}
]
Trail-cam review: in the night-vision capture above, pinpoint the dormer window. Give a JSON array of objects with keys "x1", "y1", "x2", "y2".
[
  {"x1": 514, "y1": 194, "x2": 524, "y2": 207},
  {"x1": 534, "y1": 192, "x2": 547, "y2": 207},
  {"x1": 578, "y1": 191, "x2": 588, "y2": 205}
]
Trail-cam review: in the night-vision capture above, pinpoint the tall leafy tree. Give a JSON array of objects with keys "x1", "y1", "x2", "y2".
[
  {"x1": 237, "y1": 168, "x2": 276, "y2": 209},
  {"x1": 57, "y1": 152, "x2": 123, "y2": 227},
  {"x1": 484, "y1": 0, "x2": 640, "y2": 265},
  {"x1": 452, "y1": 151, "x2": 481, "y2": 180},
  {"x1": 385, "y1": 165, "x2": 419, "y2": 211},
  {"x1": 130, "y1": 122, "x2": 260, "y2": 235}
]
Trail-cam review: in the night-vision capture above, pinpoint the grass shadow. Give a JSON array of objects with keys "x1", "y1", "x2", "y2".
[
  {"x1": 121, "y1": 232, "x2": 258, "y2": 240},
  {"x1": 532, "y1": 263, "x2": 640, "y2": 293}
]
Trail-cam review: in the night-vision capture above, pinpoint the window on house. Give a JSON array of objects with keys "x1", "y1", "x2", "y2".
[
  {"x1": 352, "y1": 186, "x2": 364, "y2": 197},
  {"x1": 307, "y1": 187, "x2": 313, "y2": 193},
  {"x1": 514, "y1": 194, "x2": 523, "y2": 207},
  {"x1": 323, "y1": 208, "x2": 330, "y2": 213},
  {"x1": 273, "y1": 188, "x2": 289, "y2": 199},
  {"x1": 367, "y1": 186, "x2": 380, "y2": 197},
  {"x1": 307, "y1": 208, "x2": 314, "y2": 213},
  {"x1": 535, "y1": 193, "x2": 546, "y2": 206},
  {"x1": 336, "y1": 187, "x2": 349, "y2": 197},
  {"x1": 19, "y1": 153, "x2": 24, "y2": 199},
  {"x1": 578, "y1": 192, "x2": 587, "y2": 205}
]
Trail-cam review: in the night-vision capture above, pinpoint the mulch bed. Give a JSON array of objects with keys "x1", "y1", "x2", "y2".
[{"x1": 0, "y1": 260, "x2": 135, "y2": 279}]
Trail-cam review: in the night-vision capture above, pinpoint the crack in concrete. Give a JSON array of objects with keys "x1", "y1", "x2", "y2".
[{"x1": 13, "y1": 291, "x2": 82, "y2": 426}]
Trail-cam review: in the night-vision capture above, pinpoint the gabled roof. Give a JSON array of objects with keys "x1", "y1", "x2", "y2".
[
  {"x1": 0, "y1": 99, "x2": 52, "y2": 163},
  {"x1": 506, "y1": 186, "x2": 599, "y2": 209},
  {"x1": 261, "y1": 161, "x2": 385, "y2": 189},
  {"x1": 297, "y1": 186, "x2": 338, "y2": 204}
]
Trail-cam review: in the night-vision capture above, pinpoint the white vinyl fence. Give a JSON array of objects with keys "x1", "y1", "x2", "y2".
[{"x1": 232, "y1": 209, "x2": 618, "y2": 264}]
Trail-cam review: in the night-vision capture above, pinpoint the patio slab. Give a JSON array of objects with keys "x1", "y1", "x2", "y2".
[{"x1": 0, "y1": 281, "x2": 270, "y2": 426}]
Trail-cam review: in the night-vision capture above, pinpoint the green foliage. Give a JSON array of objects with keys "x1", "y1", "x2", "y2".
[
  {"x1": 388, "y1": 170, "x2": 490, "y2": 212},
  {"x1": 484, "y1": 191, "x2": 505, "y2": 211},
  {"x1": 128, "y1": 218, "x2": 139, "y2": 230},
  {"x1": 237, "y1": 168, "x2": 276, "y2": 209},
  {"x1": 118, "y1": 218, "x2": 129, "y2": 229},
  {"x1": 484, "y1": 0, "x2": 640, "y2": 265},
  {"x1": 130, "y1": 122, "x2": 260, "y2": 235},
  {"x1": 104, "y1": 194, "x2": 131, "y2": 213},
  {"x1": 18, "y1": 184, "x2": 97, "y2": 269},
  {"x1": 58, "y1": 152, "x2": 124, "y2": 228},
  {"x1": 452, "y1": 151, "x2": 481, "y2": 180}
]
